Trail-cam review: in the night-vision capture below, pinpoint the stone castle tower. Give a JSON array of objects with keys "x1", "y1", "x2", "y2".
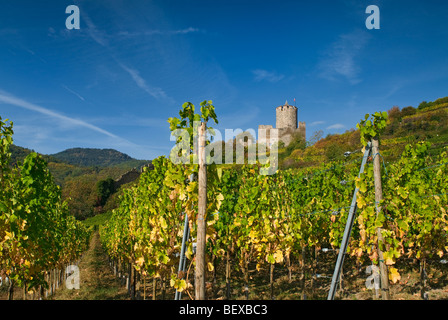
[{"x1": 258, "y1": 100, "x2": 306, "y2": 147}]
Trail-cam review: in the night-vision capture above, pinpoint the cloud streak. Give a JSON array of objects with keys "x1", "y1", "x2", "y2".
[
  {"x1": 62, "y1": 85, "x2": 85, "y2": 101},
  {"x1": 309, "y1": 120, "x2": 326, "y2": 126},
  {"x1": 252, "y1": 69, "x2": 285, "y2": 83},
  {"x1": 118, "y1": 27, "x2": 201, "y2": 37},
  {"x1": 326, "y1": 123, "x2": 346, "y2": 130},
  {"x1": 118, "y1": 63, "x2": 171, "y2": 101},
  {"x1": 0, "y1": 90, "x2": 120, "y2": 139},
  {"x1": 80, "y1": 10, "x2": 174, "y2": 102},
  {"x1": 318, "y1": 30, "x2": 370, "y2": 84},
  {"x1": 82, "y1": 11, "x2": 109, "y2": 47}
]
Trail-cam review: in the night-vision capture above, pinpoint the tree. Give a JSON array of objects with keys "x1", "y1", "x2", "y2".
[
  {"x1": 387, "y1": 106, "x2": 401, "y2": 123},
  {"x1": 97, "y1": 177, "x2": 116, "y2": 206},
  {"x1": 62, "y1": 176, "x2": 97, "y2": 219},
  {"x1": 418, "y1": 101, "x2": 430, "y2": 110},
  {"x1": 401, "y1": 106, "x2": 416, "y2": 118},
  {"x1": 286, "y1": 132, "x2": 306, "y2": 154},
  {"x1": 308, "y1": 130, "x2": 324, "y2": 146}
]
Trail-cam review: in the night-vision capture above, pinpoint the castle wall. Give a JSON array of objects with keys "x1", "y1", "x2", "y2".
[
  {"x1": 278, "y1": 127, "x2": 306, "y2": 146},
  {"x1": 113, "y1": 169, "x2": 141, "y2": 189},
  {"x1": 258, "y1": 102, "x2": 305, "y2": 147},
  {"x1": 298, "y1": 121, "x2": 306, "y2": 141}
]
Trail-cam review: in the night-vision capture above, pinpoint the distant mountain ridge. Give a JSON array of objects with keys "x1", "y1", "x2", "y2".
[
  {"x1": 11, "y1": 145, "x2": 150, "y2": 170},
  {"x1": 50, "y1": 147, "x2": 136, "y2": 167}
]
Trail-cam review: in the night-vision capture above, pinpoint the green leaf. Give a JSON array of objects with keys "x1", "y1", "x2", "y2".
[{"x1": 266, "y1": 254, "x2": 275, "y2": 264}]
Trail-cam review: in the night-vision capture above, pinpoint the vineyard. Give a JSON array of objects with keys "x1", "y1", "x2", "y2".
[
  {"x1": 100, "y1": 107, "x2": 448, "y2": 300},
  {"x1": 1, "y1": 105, "x2": 448, "y2": 300},
  {"x1": 99, "y1": 143, "x2": 448, "y2": 300},
  {"x1": 0, "y1": 117, "x2": 91, "y2": 299}
]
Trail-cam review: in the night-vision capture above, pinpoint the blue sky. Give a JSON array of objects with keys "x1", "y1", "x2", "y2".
[{"x1": 0, "y1": 0, "x2": 447, "y2": 160}]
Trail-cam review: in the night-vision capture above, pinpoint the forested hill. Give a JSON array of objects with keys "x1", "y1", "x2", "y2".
[{"x1": 50, "y1": 147, "x2": 145, "y2": 168}]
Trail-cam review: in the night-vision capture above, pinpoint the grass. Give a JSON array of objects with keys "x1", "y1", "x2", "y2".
[
  {"x1": 82, "y1": 211, "x2": 112, "y2": 229},
  {"x1": 50, "y1": 231, "x2": 129, "y2": 300}
]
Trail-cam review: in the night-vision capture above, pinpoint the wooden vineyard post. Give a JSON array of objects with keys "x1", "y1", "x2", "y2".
[
  {"x1": 195, "y1": 121, "x2": 207, "y2": 300},
  {"x1": 371, "y1": 137, "x2": 390, "y2": 300}
]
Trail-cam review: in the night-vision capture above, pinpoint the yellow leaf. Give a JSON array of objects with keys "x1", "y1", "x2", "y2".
[
  {"x1": 360, "y1": 229, "x2": 366, "y2": 242},
  {"x1": 357, "y1": 195, "x2": 366, "y2": 209},
  {"x1": 356, "y1": 248, "x2": 363, "y2": 258},
  {"x1": 175, "y1": 279, "x2": 187, "y2": 292},
  {"x1": 389, "y1": 267, "x2": 401, "y2": 284},
  {"x1": 185, "y1": 245, "x2": 193, "y2": 260},
  {"x1": 274, "y1": 250, "x2": 283, "y2": 264},
  {"x1": 207, "y1": 262, "x2": 214, "y2": 272},
  {"x1": 136, "y1": 257, "x2": 145, "y2": 267},
  {"x1": 249, "y1": 229, "x2": 257, "y2": 240},
  {"x1": 216, "y1": 193, "x2": 224, "y2": 205},
  {"x1": 160, "y1": 217, "x2": 167, "y2": 229}
]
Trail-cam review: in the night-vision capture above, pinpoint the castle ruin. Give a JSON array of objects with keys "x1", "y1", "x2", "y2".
[{"x1": 258, "y1": 100, "x2": 306, "y2": 147}]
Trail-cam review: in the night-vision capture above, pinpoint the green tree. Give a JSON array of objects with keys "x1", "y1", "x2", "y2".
[{"x1": 96, "y1": 177, "x2": 116, "y2": 206}]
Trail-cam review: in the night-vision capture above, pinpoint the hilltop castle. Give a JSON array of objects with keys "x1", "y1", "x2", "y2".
[{"x1": 258, "y1": 101, "x2": 306, "y2": 147}]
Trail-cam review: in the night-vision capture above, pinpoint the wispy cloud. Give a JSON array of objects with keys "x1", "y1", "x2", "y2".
[
  {"x1": 309, "y1": 120, "x2": 326, "y2": 126},
  {"x1": 252, "y1": 69, "x2": 285, "y2": 83},
  {"x1": 318, "y1": 29, "x2": 370, "y2": 85},
  {"x1": 118, "y1": 63, "x2": 171, "y2": 101},
  {"x1": 326, "y1": 123, "x2": 346, "y2": 130},
  {"x1": 80, "y1": 10, "x2": 173, "y2": 102},
  {"x1": 62, "y1": 85, "x2": 85, "y2": 101},
  {"x1": 118, "y1": 27, "x2": 201, "y2": 37},
  {"x1": 0, "y1": 90, "x2": 119, "y2": 139},
  {"x1": 82, "y1": 11, "x2": 109, "y2": 47}
]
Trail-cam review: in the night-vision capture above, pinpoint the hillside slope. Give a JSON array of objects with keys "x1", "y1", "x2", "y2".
[
  {"x1": 10, "y1": 145, "x2": 151, "y2": 220},
  {"x1": 280, "y1": 96, "x2": 448, "y2": 169}
]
